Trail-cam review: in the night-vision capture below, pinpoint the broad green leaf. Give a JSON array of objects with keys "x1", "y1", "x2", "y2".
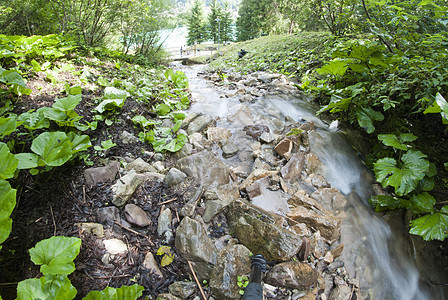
[
  {"x1": 410, "y1": 192, "x2": 436, "y2": 213},
  {"x1": 0, "y1": 142, "x2": 18, "y2": 180},
  {"x1": 15, "y1": 153, "x2": 39, "y2": 169},
  {"x1": 94, "y1": 139, "x2": 116, "y2": 151},
  {"x1": 3, "y1": 70, "x2": 26, "y2": 87},
  {"x1": 31, "y1": 132, "x2": 73, "y2": 167},
  {"x1": 67, "y1": 86, "x2": 82, "y2": 95},
  {"x1": 170, "y1": 112, "x2": 186, "y2": 121},
  {"x1": 131, "y1": 115, "x2": 157, "y2": 128},
  {"x1": 316, "y1": 60, "x2": 348, "y2": 76},
  {"x1": 424, "y1": 93, "x2": 448, "y2": 124},
  {"x1": 378, "y1": 133, "x2": 417, "y2": 151},
  {"x1": 163, "y1": 134, "x2": 188, "y2": 153},
  {"x1": 369, "y1": 195, "x2": 403, "y2": 211},
  {"x1": 357, "y1": 107, "x2": 384, "y2": 134},
  {"x1": 94, "y1": 99, "x2": 125, "y2": 114},
  {"x1": 103, "y1": 87, "x2": 130, "y2": 100},
  {"x1": 53, "y1": 94, "x2": 82, "y2": 112},
  {"x1": 82, "y1": 284, "x2": 144, "y2": 300},
  {"x1": 374, "y1": 150, "x2": 429, "y2": 196},
  {"x1": 96, "y1": 76, "x2": 109, "y2": 87},
  {"x1": 40, "y1": 107, "x2": 68, "y2": 122},
  {"x1": 31, "y1": 60, "x2": 41, "y2": 72},
  {"x1": 67, "y1": 132, "x2": 91, "y2": 153},
  {"x1": 0, "y1": 179, "x2": 16, "y2": 246},
  {"x1": 0, "y1": 117, "x2": 19, "y2": 138},
  {"x1": 29, "y1": 236, "x2": 81, "y2": 275},
  {"x1": 410, "y1": 212, "x2": 448, "y2": 241},
  {"x1": 419, "y1": 177, "x2": 435, "y2": 191},
  {"x1": 16, "y1": 275, "x2": 77, "y2": 300},
  {"x1": 156, "y1": 103, "x2": 171, "y2": 116},
  {"x1": 18, "y1": 110, "x2": 50, "y2": 130}
]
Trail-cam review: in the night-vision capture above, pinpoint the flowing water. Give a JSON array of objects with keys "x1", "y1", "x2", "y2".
[{"x1": 177, "y1": 63, "x2": 448, "y2": 299}]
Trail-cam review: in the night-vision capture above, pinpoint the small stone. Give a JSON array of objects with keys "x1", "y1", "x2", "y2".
[
  {"x1": 323, "y1": 251, "x2": 334, "y2": 264},
  {"x1": 246, "y1": 182, "x2": 261, "y2": 199},
  {"x1": 126, "y1": 158, "x2": 156, "y2": 173},
  {"x1": 97, "y1": 206, "x2": 120, "y2": 224},
  {"x1": 260, "y1": 132, "x2": 275, "y2": 143},
  {"x1": 243, "y1": 124, "x2": 270, "y2": 140},
  {"x1": 329, "y1": 285, "x2": 353, "y2": 300},
  {"x1": 164, "y1": 168, "x2": 187, "y2": 186},
  {"x1": 120, "y1": 130, "x2": 139, "y2": 144},
  {"x1": 158, "y1": 208, "x2": 173, "y2": 243},
  {"x1": 156, "y1": 294, "x2": 181, "y2": 300},
  {"x1": 84, "y1": 161, "x2": 120, "y2": 187},
  {"x1": 104, "y1": 239, "x2": 128, "y2": 255},
  {"x1": 153, "y1": 161, "x2": 165, "y2": 172},
  {"x1": 124, "y1": 204, "x2": 151, "y2": 227},
  {"x1": 274, "y1": 138, "x2": 293, "y2": 160},
  {"x1": 330, "y1": 244, "x2": 344, "y2": 259},
  {"x1": 221, "y1": 141, "x2": 239, "y2": 158},
  {"x1": 153, "y1": 153, "x2": 164, "y2": 161},
  {"x1": 111, "y1": 170, "x2": 145, "y2": 207},
  {"x1": 168, "y1": 281, "x2": 197, "y2": 299},
  {"x1": 143, "y1": 252, "x2": 163, "y2": 277},
  {"x1": 264, "y1": 261, "x2": 319, "y2": 290},
  {"x1": 75, "y1": 223, "x2": 104, "y2": 238}
]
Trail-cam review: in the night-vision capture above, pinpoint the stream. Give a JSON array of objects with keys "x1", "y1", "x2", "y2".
[{"x1": 176, "y1": 63, "x2": 448, "y2": 299}]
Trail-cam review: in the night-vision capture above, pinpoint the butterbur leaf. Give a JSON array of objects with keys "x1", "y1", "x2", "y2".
[
  {"x1": 53, "y1": 94, "x2": 82, "y2": 112},
  {"x1": 410, "y1": 212, "x2": 448, "y2": 241},
  {"x1": 96, "y1": 76, "x2": 109, "y2": 87},
  {"x1": 0, "y1": 142, "x2": 18, "y2": 180},
  {"x1": 374, "y1": 150, "x2": 429, "y2": 196},
  {"x1": 410, "y1": 192, "x2": 436, "y2": 213},
  {"x1": 0, "y1": 117, "x2": 19, "y2": 138},
  {"x1": 94, "y1": 99, "x2": 125, "y2": 114},
  {"x1": 15, "y1": 153, "x2": 39, "y2": 169},
  {"x1": 156, "y1": 103, "x2": 171, "y2": 116},
  {"x1": 67, "y1": 132, "x2": 91, "y2": 152},
  {"x1": 356, "y1": 107, "x2": 384, "y2": 133},
  {"x1": 369, "y1": 195, "x2": 403, "y2": 211},
  {"x1": 0, "y1": 179, "x2": 17, "y2": 246},
  {"x1": 103, "y1": 87, "x2": 130, "y2": 100},
  {"x1": 16, "y1": 275, "x2": 77, "y2": 300},
  {"x1": 31, "y1": 132, "x2": 73, "y2": 167},
  {"x1": 316, "y1": 60, "x2": 348, "y2": 76},
  {"x1": 378, "y1": 133, "x2": 417, "y2": 151},
  {"x1": 29, "y1": 236, "x2": 81, "y2": 275},
  {"x1": 31, "y1": 60, "x2": 41, "y2": 72},
  {"x1": 82, "y1": 284, "x2": 144, "y2": 300}
]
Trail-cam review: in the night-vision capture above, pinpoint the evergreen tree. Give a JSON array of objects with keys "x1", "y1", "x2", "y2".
[
  {"x1": 236, "y1": 0, "x2": 270, "y2": 41},
  {"x1": 220, "y1": 2, "x2": 234, "y2": 43},
  {"x1": 187, "y1": 0, "x2": 207, "y2": 46},
  {"x1": 207, "y1": 0, "x2": 223, "y2": 43}
]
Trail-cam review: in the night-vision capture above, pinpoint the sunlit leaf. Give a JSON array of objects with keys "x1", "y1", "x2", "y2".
[
  {"x1": 357, "y1": 107, "x2": 384, "y2": 134},
  {"x1": 316, "y1": 60, "x2": 348, "y2": 76},
  {"x1": 31, "y1": 132, "x2": 73, "y2": 167},
  {"x1": 0, "y1": 142, "x2": 18, "y2": 180},
  {"x1": 16, "y1": 275, "x2": 77, "y2": 300},
  {"x1": 0, "y1": 179, "x2": 16, "y2": 246},
  {"x1": 82, "y1": 284, "x2": 144, "y2": 300},
  {"x1": 410, "y1": 211, "x2": 448, "y2": 241},
  {"x1": 410, "y1": 192, "x2": 436, "y2": 213}
]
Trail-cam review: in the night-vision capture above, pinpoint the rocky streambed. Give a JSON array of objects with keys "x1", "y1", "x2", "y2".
[{"x1": 75, "y1": 65, "x2": 446, "y2": 300}]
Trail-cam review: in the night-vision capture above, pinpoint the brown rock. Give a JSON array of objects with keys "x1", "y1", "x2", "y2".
[
  {"x1": 274, "y1": 138, "x2": 293, "y2": 160},
  {"x1": 246, "y1": 182, "x2": 261, "y2": 199},
  {"x1": 239, "y1": 169, "x2": 279, "y2": 190},
  {"x1": 280, "y1": 154, "x2": 305, "y2": 183},
  {"x1": 84, "y1": 161, "x2": 120, "y2": 187},
  {"x1": 124, "y1": 204, "x2": 151, "y2": 227},
  {"x1": 330, "y1": 244, "x2": 344, "y2": 259},
  {"x1": 207, "y1": 127, "x2": 232, "y2": 141}
]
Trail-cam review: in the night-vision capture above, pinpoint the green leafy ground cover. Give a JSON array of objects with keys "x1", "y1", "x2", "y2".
[
  {"x1": 208, "y1": 31, "x2": 448, "y2": 242},
  {"x1": 0, "y1": 34, "x2": 192, "y2": 299}
]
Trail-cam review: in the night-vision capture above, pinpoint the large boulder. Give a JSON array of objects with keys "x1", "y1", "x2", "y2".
[
  {"x1": 264, "y1": 261, "x2": 319, "y2": 290},
  {"x1": 227, "y1": 200, "x2": 302, "y2": 261}
]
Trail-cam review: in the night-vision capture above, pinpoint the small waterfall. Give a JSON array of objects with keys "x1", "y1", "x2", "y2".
[{"x1": 179, "y1": 64, "x2": 447, "y2": 299}]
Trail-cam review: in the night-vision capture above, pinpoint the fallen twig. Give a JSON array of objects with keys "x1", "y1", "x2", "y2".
[
  {"x1": 158, "y1": 198, "x2": 177, "y2": 206},
  {"x1": 49, "y1": 204, "x2": 56, "y2": 236},
  {"x1": 188, "y1": 261, "x2": 207, "y2": 300}
]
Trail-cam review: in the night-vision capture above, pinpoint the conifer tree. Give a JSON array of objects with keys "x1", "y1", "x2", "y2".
[
  {"x1": 220, "y1": 2, "x2": 234, "y2": 43},
  {"x1": 187, "y1": 0, "x2": 206, "y2": 46},
  {"x1": 207, "y1": 0, "x2": 223, "y2": 44}
]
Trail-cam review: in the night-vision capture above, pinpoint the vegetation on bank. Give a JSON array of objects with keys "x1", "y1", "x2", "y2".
[
  {"x1": 0, "y1": 34, "x2": 190, "y2": 298},
  {"x1": 209, "y1": 23, "x2": 448, "y2": 243}
]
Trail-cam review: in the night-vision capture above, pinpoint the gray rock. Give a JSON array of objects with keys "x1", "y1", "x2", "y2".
[
  {"x1": 164, "y1": 168, "x2": 187, "y2": 187},
  {"x1": 329, "y1": 285, "x2": 353, "y2": 300},
  {"x1": 104, "y1": 239, "x2": 128, "y2": 255},
  {"x1": 227, "y1": 200, "x2": 302, "y2": 261},
  {"x1": 281, "y1": 154, "x2": 305, "y2": 183},
  {"x1": 181, "y1": 112, "x2": 201, "y2": 129},
  {"x1": 120, "y1": 130, "x2": 139, "y2": 144},
  {"x1": 176, "y1": 143, "x2": 193, "y2": 158},
  {"x1": 221, "y1": 141, "x2": 239, "y2": 158},
  {"x1": 84, "y1": 161, "x2": 120, "y2": 187},
  {"x1": 243, "y1": 124, "x2": 270, "y2": 140},
  {"x1": 143, "y1": 252, "x2": 163, "y2": 277},
  {"x1": 124, "y1": 204, "x2": 151, "y2": 227},
  {"x1": 210, "y1": 243, "x2": 251, "y2": 299},
  {"x1": 97, "y1": 206, "x2": 120, "y2": 224},
  {"x1": 153, "y1": 161, "x2": 165, "y2": 172},
  {"x1": 176, "y1": 151, "x2": 229, "y2": 187},
  {"x1": 260, "y1": 132, "x2": 275, "y2": 144},
  {"x1": 153, "y1": 153, "x2": 164, "y2": 161},
  {"x1": 75, "y1": 223, "x2": 104, "y2": 238},
  {"x1": 180, "y1": 187, "x2": 203, "y2": 217},
  {"x1": 175, "y1": 217, "x2": 218, "y2": 279},
  {"x1": 264, "y1": 261, "x2": 319, "y2": 290},
  {"x1": 168, "y1": 281, "x2": 197, "y2": 299},
  {"x1": 158, "y1": 208, "x2": 173, "y2": 243},
  {"x1": 227, "y1": 104, "x2": 254, "y2": 125},
  {"x1": 126, "y1": 157, "x2": 156, "y2": 173},
  {"x1": 188, "y1": 115, "x2": 213, "y2": 134},
  {"x1": 203, "y1": 200, "x2": 226, "y2": 223},
  {"x1": 111, "y1": 170, "x2": 145, "y2": 207}
]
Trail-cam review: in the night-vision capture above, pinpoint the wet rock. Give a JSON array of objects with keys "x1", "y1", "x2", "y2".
[
  {"x1": 210, "y1": 243, "x2": 251, "y2": 299},
  {"x1": 158, "y1": 208, "x2": 173, "y2": 243},
  {"x1": 111, "y1": 170, "x2": 145, "y2": 207},
  {"x1": 287, "y1": 205, "x2": 341, "y2": 243},
  {"x1": 181, "y1": 112, "x2": 201, "y2": 129},
  {"x1": 240, "y1": 169, "x2": 279, "y2": 190},
  {"x1": 305, "y1": 153, "x2": 322, "y2": 173},
  {"x1": 175, "y1": 217, "x2": 218, "y2": 279},
  {"x1": 257, "y1": 72, "x2": 280, "y2": 83},
  {"x1": 207, "y1": 127, "x2": 231, "y2": 141},
  {"x1": 246, "y1": 182, "x2": 261, "y2": 199},
  {"x1": 239, "y1": 94, "x2": 253, "y2": 102},
  {"x1": 310, "y1": 231, "x2": 330, "y2": 259},
  {"x1": 143, "y1": 252, "x2": 163, "y2": 277},
  {"x1": 203, "y1": 200, "x2": 226, "y2": 223},
  {"x1": 120, "y1": 130, "x2": 139, "y2": 144},
  {"x1": 330, "y1": 244, "x2": 344, "y2": 259},
  {"x1": 188, "y1": 114, "x2": 213, "y2": 134},
  {"x1": 227, "y1": 200, "x2": 302, "y2": 261},
  {"x1": 227, "y1": 104, "x2": 254, "y2": 125},
  {"x1": 176, "y1": 151, "x2": 230, "y2": 187},
  {"x1": 243, "y1": 124, "x2": 270, "y2": 140},
  {"x1": 291, "y1": 223, "x2": 312, "y2": 237},
  {"x1": 126, "y1": 158, "x2": 156, "y2": 173},
  {"x1": 275, "y1": 138, "x2": 293, "y2": 160},
  {"x1": 123, "y1": 204, "x2": 150, "y2": 227},
  {"x1": 305, "y1": 174, "x2": 330, "y2": 189},
  {"x1": 264, "y1": 261, "x2": 319, "y2": 290},
  {"x1": 75, "y1": 223, "x2": 104, "y2": 238},
  {"x1": 84, "y1": 161, "x2": 120, "y2": 187},
  {"x1": 311, "y1": 188, "x2": 346, "y2": 212},
  {"x1": 176, "y1": 142, "x2": 193, "y2": 158},
  {"x1": 297, "y1": 237, "x2": 311, "y2": 261},
  {"x1": 329, "y1": 285, "x2": 353, "y2": 300},
  {"x1": 104, "y1": 238, "x2": 128, "y2": 255},
  {"x1": 97, "y1": 206, "x2": 120, "y2": 224},
  {"x1": 168, "y1": 281, "x2": 197, "y2": 299},
  {"x1": 221, "y1": 141, "x2": 239, "y2": 158},
  {"x1": 260, "y1": 132, "x2": 275, "y2": 144},
  {"x1": 204, "y1": 183, "x2": 240, "y2": 203},
  {"x1": 281, "y1": 154, "x2": 305, "y2": 183},
  {"x1": 164, "y1": 168, "x2": 187, "y2": 187}
]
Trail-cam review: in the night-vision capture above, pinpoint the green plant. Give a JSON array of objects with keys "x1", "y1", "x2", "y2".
[
  {"x1": 237, "y1": 275, "x2": 249, "y2": 295},
  {"x1": 94, "y1": 139, "x2": 117, "y2": 152}
]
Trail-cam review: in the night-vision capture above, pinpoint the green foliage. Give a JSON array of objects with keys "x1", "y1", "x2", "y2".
[
  {"x1": 82, "y1": 284, "x2": 144, "y2": 300},
  {"x1": 237, "y1": 275, "x2": 249, "y2": 295},
  {"x1": 187, "y1": 0, "x2": 207, "y2": 45},
  {"x1": 17, "y1": 275, "x2": 77, "y2": 300},
  {"x1": 94, "y1": 87, "x2": 130, "y2": 114},
  {"x1": 409, "y1": 206, "x2": 448, "y2": 241},
  {"x1": 94, "y1": 139, "x2": 117, "y2": 151},
  {"x1": 0, "y1": 179, "x2": 16, "y2": 249}
]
